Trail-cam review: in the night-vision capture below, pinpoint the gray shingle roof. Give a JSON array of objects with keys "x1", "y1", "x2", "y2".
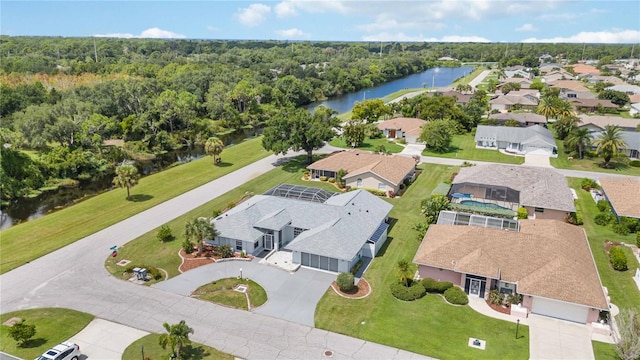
[
  {"x1": 213, "y1": 189, "x2": 392, "y2": 261},
  {"x1": 474, "y1": 125, "x2": 556, "y2": 148},
  {"x1": 453, "y1": 164, "x2": 576, "y2": 212}
]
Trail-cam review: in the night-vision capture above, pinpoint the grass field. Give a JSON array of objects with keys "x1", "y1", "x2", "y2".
[
  {"x1": 569, "y1": 178, "x2": 640, "y2": 312},
  {"x1": 315, "y1": 164, "x2": 529, "y2": 360},
  {"x1": 329, "y1": 136, "x2": 404, "y2": 153},
  {"x1": 0, "y1": 138, "x2": 270, "y2": 274},
  {"x1": 122, "y1": 333, "x2": 234, "y2": 360},
  {"x1": 193, "y1": 278, "x2": 267, "y2": 310},
  {"x1": 551, "y1": 141, "x2": 640, "y2": 176},
  {"x1": 105, "y1": 155, "x2": 337, "y2": 280},
  {"x1": 451, "y1": 66, "x2": 483, "y2": 87},
  {"x1": 592, "y1": 340, "x2": 618, "y2": 360},
  {"x1": 0, "y1": 308, "x2": 94, "y2": 360},
  {"x1": 422, "y1": 133, "x2": 525, "y2": 164}
]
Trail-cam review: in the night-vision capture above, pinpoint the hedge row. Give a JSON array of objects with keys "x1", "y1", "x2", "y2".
[
  {"x1": 609, "y1": 247, "x2": 628, "y2": 271},
  {"x1": 444, "y1": 286, "x2": 469, "y2": 305},
  {"x1": 421, "y1": 277, "x2": 453, "y2": 293},
  {"x1": 390, "y1": 282, "x2": 426, "y2": 301}
]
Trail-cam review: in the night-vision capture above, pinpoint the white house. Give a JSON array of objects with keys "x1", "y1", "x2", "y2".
[{"x1": 475, "y1": 125, "x2": 557, "y2": 157}]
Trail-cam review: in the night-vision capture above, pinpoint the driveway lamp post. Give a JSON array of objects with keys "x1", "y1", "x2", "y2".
[
  {"x1": 515, "y1": 319, "x2": 520, "y2": 339},
  {"x1": 240, "y1": 268, "x2": 243, "y2": 280}
]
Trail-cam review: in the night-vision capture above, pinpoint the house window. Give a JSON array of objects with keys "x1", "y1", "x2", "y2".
[
  {"x1": 293, "y1": 227, "x2": 306, "y2": 238},
  {"x1": 254, "y1": 240, "x2": 259, "y2": 249},
  {"x1": 235, "y1": 240, "x2": 243, "y2": 251},
  {"x1": 378, "y1": 183, "x2": 386, "y2": 191},
  {"x1": 534, "y1": 207, "x2": 545, "y2": 213},
  {"x1": 356, "y1": 178, "x2": 363, "y2": 188}
]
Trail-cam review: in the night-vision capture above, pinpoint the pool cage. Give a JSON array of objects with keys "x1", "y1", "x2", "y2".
[
  {"x1": 437, "y1": 210, "x2": 520, "y2": 232},
  {"x1": 264, "y1": 184, "x2": 338, "y2": 203},
  {"x1": 449, "y1": 182, "x2": 520, "y2": 209}
]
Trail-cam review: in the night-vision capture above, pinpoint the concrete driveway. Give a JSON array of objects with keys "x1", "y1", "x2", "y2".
[
  {"x1": 152, "y1": 260, "x2": 335, "y2": 327},
  {"x1": 68, "y1": 318, "x2": 148, "y2": 360},
  {"x1": 524, "y1": 150, "x2": 552, "y2": 168},
  {"x1": 528, "y1": 315, "x2": 594, "y2": 360},
  {"x1": 400, "y1": 144, "x2": 424, "y2": 157}
]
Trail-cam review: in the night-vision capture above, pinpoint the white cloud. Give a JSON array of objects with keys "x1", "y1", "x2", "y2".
[
  {"x1": 275, "y1": 1, "x2": 297, "y2": 17},
  {"x1": 516, "y1": 24, "x2": 537, "y2": 32},
  {"x1": 522, "y1": 29, "x2": 640, "y2": 43},
  {"x1": 94, "y1": 27, "x2": 185, "y2": 39},
  {"x1": 274, "y1": 28, "x2": 310, "y2": 39},
  {"x1": 362, "y1": 32, "x2": 490, "y2": 42},
  {"x1": 235, "y1": 3, "x2": 271, "y2": 27},
  {"x1": 206, "y1": 25, "x2": 219, "y2": 32}
]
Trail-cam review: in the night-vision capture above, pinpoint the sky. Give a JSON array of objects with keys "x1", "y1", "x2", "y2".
[{"x1": 1, "y1": 1, "x2": 639, "y2": 43}]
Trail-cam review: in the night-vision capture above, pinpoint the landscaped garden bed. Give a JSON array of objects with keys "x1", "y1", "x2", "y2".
[
  {"x1": 192, "y1": 278, "x2": 267, "y2": 311},
  {"x1": 330, "y1": 278, "x2": 371, "y2": 299},
  {"x1": 178, "y1": 245, "x2": 253, "y2": 273}
]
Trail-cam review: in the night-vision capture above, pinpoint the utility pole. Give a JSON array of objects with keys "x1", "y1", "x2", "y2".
[
  {"x1": 379, "y1": 41, "x2": 383, "y2": 57},
  {"x1": 581, "y1": 43, "x2": 586, "y2": 61},
  {"x1": 93, "y1": 38, "x2": 98, "y2": 62}
]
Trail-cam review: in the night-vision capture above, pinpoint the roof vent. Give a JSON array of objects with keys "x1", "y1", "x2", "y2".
[
  {"x1": 216, "y1": 217, "x2": 223, "y2": 220},
  {"x1": 366, "y1": 210, "x2": 369, "y2": 213},
  {"x1": 348, "y1": 212, "x2": 351, "y2": 215}
]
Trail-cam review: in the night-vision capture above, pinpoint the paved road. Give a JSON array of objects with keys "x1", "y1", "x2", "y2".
[
  {"x1": 468, "y1": 69, "x2": 492, "y2": 88},
  {"x1": 0, "y1": 151, "x2": 433, "y2": 360}
]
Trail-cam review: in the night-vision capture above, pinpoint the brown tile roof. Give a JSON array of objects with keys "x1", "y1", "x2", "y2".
[
  {"x1": 570, "y1": 99, "x2": 619, "y2": 108},
  {"x1": 377, "y1": 117, "x2": 427, "y2": 137},
  {"x1": 578, "y1": 115, "x2": 640, "y2": 131},
  {"x1": 599, "y1": 178, "x2": 640, "y2": 218},
  {"x1": 548, "y1": 80, "x2": 589, "y2": 92},
  {"x1": 413, "y1": 220, "x2": 608, "y2": 309},
  {"x1": 570, "y1": 63, "x2": 601, "y2": 75},
  {"x1": 629, "y1": 94, "x2": 640, "y2": 103},
  {"x1": 307, "y1": 150, "x2": 416, "y2": 186}
]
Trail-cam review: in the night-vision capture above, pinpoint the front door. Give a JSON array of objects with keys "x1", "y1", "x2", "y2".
[
  {"x1": 469, "y1": 279, "x2": 481, "y2": 296},
  {"x1": 263, "y1": 234, "x2": 273, "y2": 251},
  {"x1": 389, "y1": 129, "x2": 396, "y2": 138}
]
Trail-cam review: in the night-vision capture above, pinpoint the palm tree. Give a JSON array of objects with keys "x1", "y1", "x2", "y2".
[
  {"x1": 158, "y1": 320, "x2": 194, "y2": 358},
  {"x1": 536, "y1": 96, "x2": 557, "y2": 123},
  {"x1": 185, "y1": 218, "x2": 219, "y2": 255},
  {"x1": 204, "y1": 137, "x2": 224, "y2": 165},
  {"x1": 112, "y1": 163, "x2": 140, "y2": 200},
  {"x1": 396, "y1": 259, "x2": 414, "y2": 287},
  {"x1": 554, "y1": 100, "x2": 575, "y2": 119},
  {"x1": 553, "y1": 114, "x2": 580, "y2": 140},
  {"x1": 565, "y1": 127, "x2": 593, "y2": 159},
  {"x1": 593, "y1": 125, "x2": 627, "y2": 167}
]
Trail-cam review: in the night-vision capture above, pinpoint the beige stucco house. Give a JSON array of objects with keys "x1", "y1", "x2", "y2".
[{"x1": 376, "y1": 117, "x2": 426, "y2": 144}]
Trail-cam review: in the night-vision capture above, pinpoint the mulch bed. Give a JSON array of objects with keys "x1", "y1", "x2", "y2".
[
  {"x1": 604, "y1": 241, "x2": 622, "y2": 252},
  {"x1": 486, "y1": 299, "x2": 511, "y2": 315},
  {"x1": 331, "y1": 278, "x2": 371, "y2": 299},
  {"x1": 178, "y1": 246, "x2": 254, "y2": 273}
]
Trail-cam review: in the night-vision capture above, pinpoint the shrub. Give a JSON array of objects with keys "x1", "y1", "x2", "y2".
[
  {"x1": 217, "y1": 244, "x2": 234, "y2": 258},
  {"x1": 240, "y1": 251, "x2": 246, "y2": 258},
  {"x1": 488, "y1": 289, "x2": 503, "y2": 306},
  {"x1": 337, "y1": 272, "x2": 354, "y2": 292},
  {"x1": 620, "y1": 217, "x2": 640, "y2": 233},
  {"x1": 365, "y1": 188, "x2": 387, "y2": 197},
  {"x1": 421, "y1": 277, "x2": 453, "y2": 293},
  {"x1": 390, "y1": 281, "x2": 426, "y2": 301},
  {"x1": 597, "y1": 200, "x2": 611, "y2": 212},
  {"x1": 211, "y1": 209, "x2": 222, "y2": 218},
  {"x1": 319, "y1": 176, "x2": 327, "y2": 182},
  {"x1": 8, "y1": 319, "x2": 36, "y2": 347},
  {"x1": 517, "y1": 207, "x2": 528, "y2": 219},
  {"x1": 350, "y1": 259, "x2": 363, "y2": 275},
  {"x1": 328, "y1": 177, "x2": 335, "y2": 183},
  {"x1": 403, "y1": 178, "x2": 411, "y2": 186},
  {"x1": 444, "y1": 286, "x2": 469, "y2": 305},
  {"x1": 637, "y1": 232, "x2": 640, "y2": 248},
  {"x1": 565, "y1": 212, "x2": 583, "y2": 225},
  {"x1": 581, "y1": 178, "x2": 599, "y2": 191},
  {"x1": 396, "y1": 138, "x2": 407, "y2": 144},
  {"x1": 157, "y1": 225, "x2": 174, "y2": 242},
  {"x1": 182, "y1": 239, "x2": 194, "y2": 254},
  {"x1": 226, "y1": 201, "x2": 236, "y2": 209},
  {"x1": 609, "y1": 246, "x2": 628, "y2": 271},
  {"x1": 594, "y1": 213, "x2": 615, "y2": 226},
  {"x1": 585, "y1": 151, "x2": 598, "y2": 159},
  {"x1": 612, "y1": 223, "x2": 630, "y2": 236},
  {"x1": 399, "y1": 183, "x2": 405, "y2": 190},
  {"x1": 508, "y1": 293, "x2": 522, "y2": 306},
  {"x1": 629, "y1": 160, "x2": 640, "y2": 167}
]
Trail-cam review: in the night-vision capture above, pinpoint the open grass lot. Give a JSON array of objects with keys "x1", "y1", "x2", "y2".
[
  {"x1": 329, "y1": 136, "x2": 404, "y2": 154},
  {"x1": 381, "y1": 88, "x2": 424, "y2": 102},
  {"x1": 552, "y1": 141, "x2": 640, "y2": 177},
  {"x1": 0, "y1": 308, "x2": 94, "y2": 360},
  {"x1": 193, "y1": 278, "x2": 267, "y2": 310},
  {"x1": 122, "y1": 333, "x2": 234, "y2": 360},
  {"x1": 315, "y1": 164, "x2": 530, "y2": 360},
  {"x1": 569, "y1": 178, "x2": 640, "y2": 312},
  {"x1": 592, "y1": 341, "x2": 618, "y2": 360},
  {"x1": 451, "y1": 66, "x2": 483, "y2": 87},
  {"x1": 422, "y1": 133, "x2": 525, "y2": 164},
  {"x1": 0, "y1": 138, "x2": 270, "y2": 274},
  {"x1": 106, "y1": 155, "x2": 337, "y2": 280}
]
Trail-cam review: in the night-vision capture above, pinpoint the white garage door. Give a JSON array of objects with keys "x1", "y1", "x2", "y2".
[{"x1": 531, "y1": 297, "x2": 589, "y2": 323}]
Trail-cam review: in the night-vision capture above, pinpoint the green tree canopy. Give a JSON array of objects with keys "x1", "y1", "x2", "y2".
[
  {"x1": 418, "y1": 119, "x2": 456, "y2": 153},
  {"x1": 184, "y1": 217, "x2": 219, "y2": 255},
  {"x1": 351, "y1": 99, "x2": 390, "y2": 122},
  {"x1": 593, "y1": 125, "x2": 627, "y2": 167},
  {"x1": 158, "y1": 320, "x2": 194, "y2": 358},
  {"x1": 204, "y1": 136, "x2": 224, "y2": 164},
  {"x1": 112, "y1": 163, "x2": 140, "y2": 200}
]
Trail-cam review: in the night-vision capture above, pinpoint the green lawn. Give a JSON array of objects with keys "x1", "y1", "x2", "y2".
[
  {"x1": 315, "y1": 164, "x2": 530, "y2": 360},
  {"x1": 422, "y1": 133, "x2": 525, "y2": 164},
  {"x1": 451, "y1": 66, "x2": 483, "y2": 87},
  {"x1": 193, "y1": 278, "x2": 267, "y2": 310},
  {"x1": 329, "y1": 136, "x2": 404, "y2": 153},
  {"x1": 0, "y1": 138, "x2": 270, "y2": 274},
  {"x1": 592, "y1": 341, "x2": 618, "y2": 360},
  {"x1": 122, "y1": 333, "x2": 234, "y2": 360},
  {"x1": 105, "y1": 155, "x2": 337, "y2": 280},
  {"x1": 0, "y1": 308, "x2": 94, "y2": 360},
  {"x1": 381, "y1": 88, "x2": 425, "y2": 103},
  {"x1": 552, "y1": 141, "x2": 640, "y2": 176},
  {"x1": 569, "y1": 178, "x2": 640, "y2": 312}
]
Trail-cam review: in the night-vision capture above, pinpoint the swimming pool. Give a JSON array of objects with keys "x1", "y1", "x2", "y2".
[{"x1": 460, "y1": 200, "x2": 510, "y2": 211}]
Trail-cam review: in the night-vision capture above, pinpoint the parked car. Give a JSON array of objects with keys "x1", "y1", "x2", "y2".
[{"x1": 35, "y1": 341, "x2": 81, "y2": 360}]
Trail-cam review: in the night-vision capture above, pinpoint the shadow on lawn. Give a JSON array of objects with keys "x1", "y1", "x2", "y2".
[
  {"x1": 597, "y1": 161, "x2": 630, "y2": 172},
  {"x1": 128, "y1": 194, "x2": 154, "y2": 202},
  {"x1": 20, "y1": 337, "x2": 47, "y2": 348},
  {"x1": 215, "y1": 161, "x2": 233, "y2": 167},
  {"x1": 180, "y1": 345, "x2": 210, "y2": 360}
]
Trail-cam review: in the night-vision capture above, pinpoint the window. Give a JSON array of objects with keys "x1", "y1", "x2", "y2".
[
  {"x1": 356, "y1": 178, "x2": 363, "y2": 188},
  {"x1": 235, "y1": 240, "x2": 243, "y2": 251},
  {"x1": 254, "y1": 240, "x2": 259, "y2": 249},
  {"x1": 378, "y1": 183, "x2": 386, "y2": 191},
  {"x1": 293, "y1": 227, "x2": 306, "y2": 238},
  {"x1": 534, "y1": 207, "x2": 545, "y2": 213}
]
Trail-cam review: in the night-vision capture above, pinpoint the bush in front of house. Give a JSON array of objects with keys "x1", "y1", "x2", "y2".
[
  {"x1": 328, "y1": 177, "x2": 335, "y2": 183},
  {"x1": 636, "y1": 232, "x2": 640, "y2": 247},
  {"x1": 217, "y1": 244, "x2": 234, "y2": 258},
  {"x1": 157, "y1": 224, "x2": 174, "y2": 242},
  {"x1": 336, "y1": 272, "x2": 354, "y2": 292},
  {"x1": 581, "y1": 178, "x2": 599, "y2": 191},
  {"x1": 609, "y1": 246, "x2": 628, "y2": 271},
  {"x1": 421, "y1": 277, "x2": 453, "y2": 293},
  {"x1": 319, "y1": 176, "x2": 327, "y2": 182},
  {"x1": 390, "y1": 281, "x2": 426, "y2": 301},
  {"x1": 629, "y1": 160, "x2": 640, "y2": 167},
  {"x1": 365, "y1": 188, "x2": 387, "y2": 197},
  {"x1": 182, "y1": 239, "x2": 194, "y2": 254},
  {"x1": 620, "y1": 217, "x2": 640, "y2": 233},
  {"x1": 565, "y1": 212, "x2": 583, "y2": 225},
  {"x1": 612, "y1": 223, "x2": 630, "y2": 236},
  {"x1": 444, "y1": 286, "x2": 469, "y2": 305},
  {"x1": 596, "y1": 200, "x2": 611, "y2": 212},
  {"x1": 594, "y1": 213, "x2": 616, "y2": 226},
  {"x1": 517, "y1": 207, "x2": 528, "y2": 219}
]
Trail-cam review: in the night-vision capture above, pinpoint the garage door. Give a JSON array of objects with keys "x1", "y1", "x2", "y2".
[
  {"x1": 300, "y1": 252, "x2": 339, "y2": 272},
  {"x1": 531, "y1": 297, "x2": 589, "y2": 323}
]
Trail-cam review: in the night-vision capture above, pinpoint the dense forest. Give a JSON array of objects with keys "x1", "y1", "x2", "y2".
[{"x1": 0, "y1": 37, "x2": 636, "y2": 204}]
